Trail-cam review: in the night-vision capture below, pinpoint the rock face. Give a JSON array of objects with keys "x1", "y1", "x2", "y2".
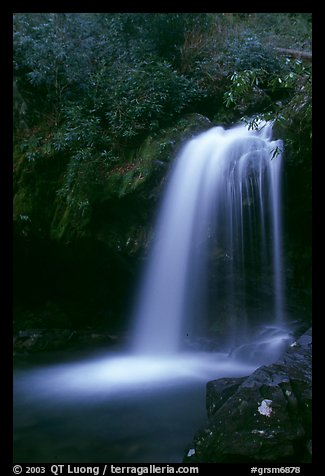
[
  {"x1": 13, "y1": 328, "x2": 120, "y2": 355},
  {"x1": 13, "y1": 113, "x2": 212, "y2": 331},
  {"x1": 184, "y1": 328, "x2": 312, "y2": 463}
]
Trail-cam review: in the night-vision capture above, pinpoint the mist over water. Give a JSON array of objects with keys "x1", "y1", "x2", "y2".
[{"x1": 14, "y1": 349, "x2": 259, "y2": 462}]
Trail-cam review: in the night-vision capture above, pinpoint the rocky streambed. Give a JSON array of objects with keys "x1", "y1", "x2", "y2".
[{"x1": 184, "y1": 328, "x2": 312, "y2": 463}]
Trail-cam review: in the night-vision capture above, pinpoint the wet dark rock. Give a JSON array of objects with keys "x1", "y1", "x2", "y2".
[
  {"x1": 206, "y1": 377, "x2": 247, "y2": 418},
  {"x1": 14, "y1": 114, "x2": 212, "y2": 332},
  {"x1": 184, "y1": 328, "x2": 312, "y2": 463},
  {"x1": 13, "y1": 328, "x2": 119, "y2": 355},
  {"x1": 183, "y1": 336, "x2": 221, "y2": 352},
  {"x1": 14, "y1": 329, "x2": 76, "y2": 354}
]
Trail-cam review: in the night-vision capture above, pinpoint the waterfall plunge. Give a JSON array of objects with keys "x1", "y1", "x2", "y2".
[
  {"x1": 132, "y1": 122, "x2": 284, "y2": 355},
  {"x1": 14, "y1": 123, "x2": 288, "y2": 464}
]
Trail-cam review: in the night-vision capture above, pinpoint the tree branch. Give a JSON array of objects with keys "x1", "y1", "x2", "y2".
[{"x1": 275, "y1": 47, "x2": 312, "y2": 61}]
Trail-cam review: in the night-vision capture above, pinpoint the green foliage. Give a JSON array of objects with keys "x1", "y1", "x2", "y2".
[
  {"x1": 223, "y1": 69, "x2": 268, "y2": 108},
  {"x1": 102, "y1": 13, "x2": 213, "y2": 65},
  {"x1": 104, "y1": 60, "x2": 203, "y2": 140},
  {"x1": 223, "y1": 56, "x2": 311, "y2": 140},
  {"x1": 14, "y1": 13, "x2": 209, "y2": 235},
  {"x1": 277, "y1": 64, "x2": 312, "y2": 161},
  {"x1": 13, "y1": 12, "x2": 312, "y2": 242},
  {"x1": 242, "y1": 13, "x2": 312, "y2": 51},
  {"x1": 225, "y1": 34, "x2": 283, "y2": 74}
]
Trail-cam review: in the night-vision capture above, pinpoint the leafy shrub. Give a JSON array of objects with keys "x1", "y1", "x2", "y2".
[
  {"x1": 13, "y1": 12, "x2": 312, "y2": 242},
  {"x1": 223, "y1": 34, "x2": 283, "y2": 75}
]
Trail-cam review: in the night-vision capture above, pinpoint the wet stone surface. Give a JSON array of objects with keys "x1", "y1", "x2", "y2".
[{"x1": 184, "y1": 328, "x2": 312, "y2": 463}]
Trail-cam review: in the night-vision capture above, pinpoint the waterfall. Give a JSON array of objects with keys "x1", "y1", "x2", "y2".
[
  {"x1": 131, "y1": 122, "x2": 284, "y2": 355},
  {"x1": 14, "y1": 122, "x2": 289, "y2": 466}
]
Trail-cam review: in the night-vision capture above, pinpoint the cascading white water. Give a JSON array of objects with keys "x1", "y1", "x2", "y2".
[
  {"x1": 131, "y1": 122, "x2": 285, "y2": 355},
  {"x1": 14, "y1": 122, "x2": 289, "y2": 465}
]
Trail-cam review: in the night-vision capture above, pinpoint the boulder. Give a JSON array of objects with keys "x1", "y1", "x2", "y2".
[{"x1": 184, "y1": 328, "x2": 312, "y2": 463}]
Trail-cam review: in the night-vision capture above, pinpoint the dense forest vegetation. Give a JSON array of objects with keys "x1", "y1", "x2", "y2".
[{"x1": 13, "y1": 13, "x2": 312, "y2": 336}]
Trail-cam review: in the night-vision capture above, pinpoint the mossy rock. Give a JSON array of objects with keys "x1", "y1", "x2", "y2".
[
  {"x1": 15, "y1": 113, "x2": 211, "y2": 243},
  {"x1": 95, "y1": 113, "x2": 212, "y2": 202},
  {"x1": 50, "y1": 197, "x2": 92, "y2": 242}
]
